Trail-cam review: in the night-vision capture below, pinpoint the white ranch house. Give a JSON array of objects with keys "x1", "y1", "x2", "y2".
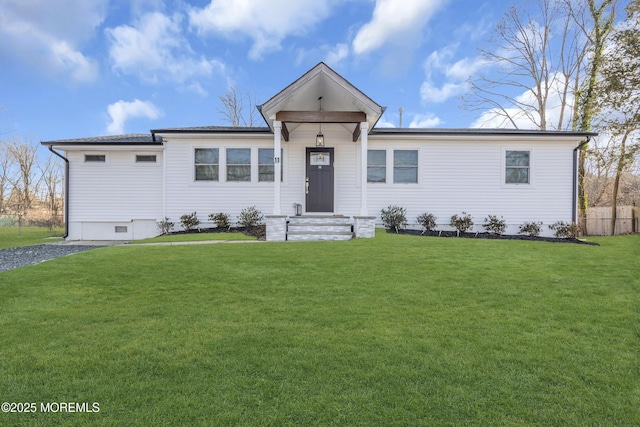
[{"x1": 43, "y1": 63, "x2": 594, "y2": 241}]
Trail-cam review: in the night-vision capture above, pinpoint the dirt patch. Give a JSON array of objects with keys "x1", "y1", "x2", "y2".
[{"x1": 169, "y1": 225, "x2": 267, "y2": 241}]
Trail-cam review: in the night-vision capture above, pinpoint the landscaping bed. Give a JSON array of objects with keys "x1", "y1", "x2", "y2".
[{"x1": 392, "y1": 228, "x2": 600, "y2": 245}]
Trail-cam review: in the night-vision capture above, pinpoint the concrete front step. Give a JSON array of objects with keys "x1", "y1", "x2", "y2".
[
  {"x1": 287, "y1": 232, "x2": 354, "y2": 241},
  {"x1": 286, "y1": 215, "x2": 354, "y2": 241}
]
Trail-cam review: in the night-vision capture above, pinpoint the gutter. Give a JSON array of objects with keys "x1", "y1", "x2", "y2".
[
  {"x1": 572, "y1": 136, "x2": 591, "y2": 223},
  {"x1": 47, "y1": 145, "x2": 69, "y2": 238}
]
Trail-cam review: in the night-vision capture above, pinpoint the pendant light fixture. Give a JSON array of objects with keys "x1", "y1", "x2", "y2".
[{"x1": 316, "y1": 96, "x2": 324, "y2": 147}]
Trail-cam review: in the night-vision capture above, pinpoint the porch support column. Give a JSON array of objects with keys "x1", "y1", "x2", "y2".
[
  {"x1": 273, "y1": 120, "x2": 282, "y2": 215},
  {"x1": 359, "y1": 122, "x2": 369, "y2": 216}
]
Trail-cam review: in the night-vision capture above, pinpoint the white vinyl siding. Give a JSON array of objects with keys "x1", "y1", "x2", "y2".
[{"x1": 68, "y1": 151, "x2": 163, "y2": 222}]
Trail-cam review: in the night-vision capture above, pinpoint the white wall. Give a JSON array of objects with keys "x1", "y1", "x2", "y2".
[
  {"x1": 366, "y1": 137, "x2": 576, "y2": 236},
  {"x1": 67, "y1": 150, "x2": 163, "y2": 240}
]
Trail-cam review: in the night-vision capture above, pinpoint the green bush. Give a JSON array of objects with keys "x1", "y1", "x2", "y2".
[
  {"x1": 209, "y1": 212, "x2": 231, "y2": 229},
  {"x1": 180, "y1": 212, "x2": 200, "y2": 232},
  {"x1": 237, "y1": 206, "x2": 264, "y2": 228},
  {"x1": 157, "y1": 217, "x2": 174, "y2": 235},
  {"x1": 519, "y1": 221, "x2": 542, "y2": 237},
  {"x1": 549, "y1": 221, "x2": 579, "y2": 238},
  {"x1": 381, "y1": 205, "x2": 408, "y2": 233},
  {"x1": 483, "y1": 215, "x2": 506, "y2": 235},
  {"x1": 450, "y1": 212, "x2": 474, "y2": 234},
  {"x1": 416, "y1": 212, "x2": 437, "y2": 232}
]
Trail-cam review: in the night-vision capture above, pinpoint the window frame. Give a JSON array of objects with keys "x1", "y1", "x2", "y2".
[
  {"x1": 258, "y1": 148, "x2": 283, "y2": 182},
  {"x1": 367, "y1": 149, "x2": 387, "y2": 183},
  {"x1": 194, "y1": 148, "x2": 220, "y2": 182},
  {"x1": 393, "y1": 149, "x2": 419, "y2": 184},
  {"x1": 504, "y1": 149, "x2": 531, "y2": 185},
  {"x1": 226, "y1": 148, "x2": 252, "y2": 182},
  {"x1": 135, "y1": 154, "x2": 157, "y2": 163},
  {"x1": 84, "y1": 154, "x2": 106, "y2": 163}
]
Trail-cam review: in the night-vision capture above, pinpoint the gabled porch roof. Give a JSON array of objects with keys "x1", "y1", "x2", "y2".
[{"x1": 258, "y1": 62, "x2": 384, "y2": 141}]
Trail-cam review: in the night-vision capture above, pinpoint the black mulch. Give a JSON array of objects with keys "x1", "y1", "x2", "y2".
[{"x1": 390, "y1": 228, "x2": 599, "y2": 245}]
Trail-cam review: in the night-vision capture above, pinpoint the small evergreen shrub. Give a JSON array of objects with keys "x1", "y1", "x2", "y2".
[
  {"x1": 180, "y1": 212, "x2": 200, "y2": 232},
  {"x1": 483, "y1": 215, "x2": 506, "y2": 235},
  {"x1": 450, "y1": 212, "x2": 474, "y2": 234},
  {"x1": 549, "y1": 221, "x2": 579, "y2": 238},
  {"x1": 381, "y1": 205, "x2": 408, "y2": 232},
  {"x1": 209, "y1": 212, "x2": 230, "y2": 229},
  {"x1": 157, "y1": 217, "x2": 174, "y2": 235},
  {"x1": 519, "y1": 221, "x2": 542, "y2": 237},
  {"x1": 237, "y1": 206, "x2": 264, "y2": 228},
  {"x1": 416, "y1": 212, "x2": 438, "y2": 232}
]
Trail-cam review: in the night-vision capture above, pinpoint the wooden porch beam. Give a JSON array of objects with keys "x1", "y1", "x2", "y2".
[
  {"x1": 276, "y1": 111, "x2": 366, "y2": 123},
  {"x1": 352, "y1": 122, "x2": 361, "y2": 142},
  {"x1": 281, "y1": 122, "x2": 290, "y2": 141}
]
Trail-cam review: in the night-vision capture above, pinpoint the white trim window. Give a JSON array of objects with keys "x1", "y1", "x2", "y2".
[
  {"x1": 195, "y1": 148, "x2": 219, "y2": 181},
  {"x1": 135, "y1": 154, "x2": 157, "y2": 163},
  {"x1": 367, "y1": 150, "x2": 386, "y2": 183},
  {"x1": 258, "y1": 148, "x2": 283, "y2": 182},
  {"x1": 227, "y1": 148, "x2": 251, "y2": 182},
  {"x1": 393, "y1": 150, "x2": 418, "y2": 183},
  {"x1": 84, "y1": 154, "x2": 106, "y2": 162},
  {"x1": 505, "y1": 150, "x2": 530, "y2": 184}
]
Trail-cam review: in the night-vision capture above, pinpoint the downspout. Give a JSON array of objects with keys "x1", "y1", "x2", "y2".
[
  {"x1": 572, "y1": 136, "x2": 590, "y2": 223},
  {"x1": 47, "y1": 145, "x2": 69, "y2": 238}
]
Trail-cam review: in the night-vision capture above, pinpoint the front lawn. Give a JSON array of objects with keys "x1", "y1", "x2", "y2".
[
  {"x1": 0, "y1": 232, "x2": 638, "y2": 425},
  {"x1": 0, "y1": 227, "x2": 64, "y2": 249},
  {"x1": 131, "y1": 230, "x2": 257, "y2": 244}
]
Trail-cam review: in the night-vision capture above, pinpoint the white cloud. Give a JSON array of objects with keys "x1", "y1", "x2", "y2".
[
  {"x1": 420, "y1": 46, "x2": 486, "y2": 104},
  {"x1": 189, "y1": 0, "x2": 334, "y2": 60},
  {"x1": 0, "y1": 0, "x2": 105, "y2": 82},
  {"x1": 410, "y1": 113, "x2": 442, "y2": 128},
  {"x1": 106, "y1": 12, "x2": 226, "y2": 89},
  {"x1": 352, "y1": 0, "x2": 447, "y2": 56},
  {"x1": 324, "y1": 43, "x2": 350, "y2": 67},
  {"x1": 106, "y1": 99, "x2": 162, "y2": 134}
]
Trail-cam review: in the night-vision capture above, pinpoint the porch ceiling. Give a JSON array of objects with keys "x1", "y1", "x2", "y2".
[{"x1": 258, "y1": 62, "x2": 384, "y2": 141}]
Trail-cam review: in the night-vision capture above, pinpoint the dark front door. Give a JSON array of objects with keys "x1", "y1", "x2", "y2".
[{"x1": 306, "y1": 148, "x2": 334, "y2": 212}]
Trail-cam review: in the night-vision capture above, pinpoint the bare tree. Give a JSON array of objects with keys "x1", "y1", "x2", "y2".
[
  {"x1": 0, "y1": 140, "x2": 14, "y2": 214},
  {"x1": 38, "y1": 154, "x2": 64, "y2": 231},
  {"x1": 6, "y1": 138, "x2": 39, "y2": 228},
  {"x1": 465, "y1": 0, "x2": 589, "y2": 130},
  {"x1": 217, "y1": 86, "x2": 259, "y2": 127}
]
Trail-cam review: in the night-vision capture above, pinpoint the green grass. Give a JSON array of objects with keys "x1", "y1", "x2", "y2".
[
  {"x1": 1, "y1": 231, "x2": 638, "y2": 426},
  {"x1": 131, "y1": 231, "x2": 256, "y2": 244},
  {"x1": 0, "y1": 227, "x2": 64, "y2": 249}
]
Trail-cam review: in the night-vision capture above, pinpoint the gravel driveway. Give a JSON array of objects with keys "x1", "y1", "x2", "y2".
[{"x1": 0, "y1": 242, "x2": 111, "y2": 272}]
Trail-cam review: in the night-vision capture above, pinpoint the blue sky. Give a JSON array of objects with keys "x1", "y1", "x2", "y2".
[{"x1": 1, "y1": 0, "x2": 518, "y2": 143}]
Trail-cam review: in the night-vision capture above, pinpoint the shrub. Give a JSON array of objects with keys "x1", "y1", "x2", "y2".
[
  {"x1": 549, "y1": 221, "x2": 579, "y2": 238},
  {"x1": 450, "y1": 212, "x2": 474, "y2": 234},
  {"x1": 519, "y1": 221, "x2": 542, "y2": 237},
  {"x1": 157, "y1": 217, "x2": 174, "y2": 235},
  {"x1": 180, "y1": 212, "x2": 200, "y2": 232},
  {"x1": 237, "y1": 206, "x2": 264, "y2": 228},
  {"x1": 381, "y1": 205, "x2": 408, "y2": 232},
  {"x1": 416, "y1": 212, "x2": 438, "y2": 232},
  {"x1": 482, "y1": 215, "x2": 506, "y2": 235},
  {"x1": 209, "y1": 212, "x2": 230, "y2": 229}
]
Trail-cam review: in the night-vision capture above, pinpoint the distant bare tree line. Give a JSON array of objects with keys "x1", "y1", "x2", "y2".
[{"x1": 0, "y1": 137, "x2": 63, "y2": 229}]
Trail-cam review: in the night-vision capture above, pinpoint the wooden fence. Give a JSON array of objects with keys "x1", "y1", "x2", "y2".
[{"x1": 586, "y1": 206, "x2": 638, "y2": 236}]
